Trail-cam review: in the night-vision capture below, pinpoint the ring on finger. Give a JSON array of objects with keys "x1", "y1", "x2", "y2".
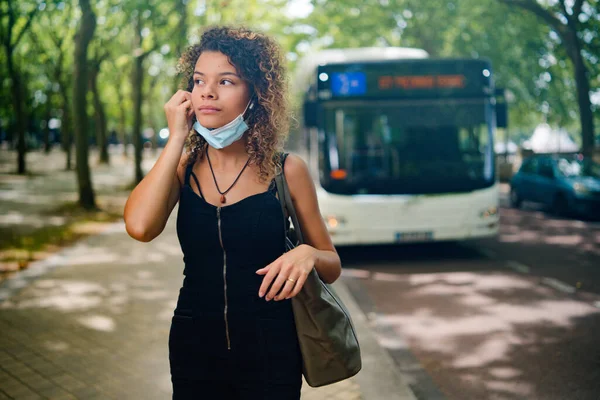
[{"x1": 287, "y1": 277, "x2": 296, "y2": 283}]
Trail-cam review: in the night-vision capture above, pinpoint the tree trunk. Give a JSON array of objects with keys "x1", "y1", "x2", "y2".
[
  {"x1": 132, "y1": 53, "x2": 145, "y2": 183},
  {"x1": 116, "y1": 79, "x2": 128, "y2": 158},
  {"x1": 6, "y1": 53, "x2": 27, "y2": 174},
  {"x1": 565, "y1": 32, "x2": 595, "y2": 158},
  {"x1": 72, "y1": 0, "x2": 97, "y2": 209},
  {"x1": 148, "y1": 75, "x2": 159, "y2": 154},
  {"x1": 53, "y1": 48, "x2": 73, "y2": 170},
  {"x1": 89, "y1": 61, "x2": 109, "y2": 164},
  {"x1": 171, "y1": 0, "x2": 189, "y2": 93},
  {"x1": 59, "y1": 85, "x2": 73, "y2": 170},
  {"x1": 132, "y1": 14, "x2": 145, "y2": 184},
  {"x1": 43, "y1": 96, "x2": 51, "y2": 153}
]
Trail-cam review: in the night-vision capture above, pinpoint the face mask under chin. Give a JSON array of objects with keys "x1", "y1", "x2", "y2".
[{"x1": 193, "y1": 101, "x2": 253, "y2": 149}]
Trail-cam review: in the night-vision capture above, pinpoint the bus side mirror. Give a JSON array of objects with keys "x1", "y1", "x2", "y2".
[
  {"x1": 303, "y1": 100, "x2": 318, "y2": 128},
  {"x1": 495, "y1": 88, "x2": 508, "y2": 129}
]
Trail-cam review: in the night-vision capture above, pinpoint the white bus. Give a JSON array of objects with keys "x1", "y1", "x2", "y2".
[{"x1": 295, "y1": 48, "x2": 506, "y2": 245}]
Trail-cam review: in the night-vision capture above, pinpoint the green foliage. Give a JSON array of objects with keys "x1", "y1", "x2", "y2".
[
  {"x1": 298, "y1": 0, "x2": 599, "y2": 137},
  {"x1": 1, "y1": 0, "x2": 597, "y2": 146}
]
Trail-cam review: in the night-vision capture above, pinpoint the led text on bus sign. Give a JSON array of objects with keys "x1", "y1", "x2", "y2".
[{"x1": 378, "y1": 74, "x2": 466, "y2": 90}]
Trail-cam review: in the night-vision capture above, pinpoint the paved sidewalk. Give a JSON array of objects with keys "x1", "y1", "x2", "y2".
[
  {"x1": 0, "y1": 214, "x2": 417, "y2": 399},
  {"x1": 0, "y1": 148, "x2": 417, "y2": 400}
]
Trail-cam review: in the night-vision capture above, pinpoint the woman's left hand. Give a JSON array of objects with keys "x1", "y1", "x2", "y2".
[{"x1": 256, "y1": 244, "x2": 316, "y2": 301}]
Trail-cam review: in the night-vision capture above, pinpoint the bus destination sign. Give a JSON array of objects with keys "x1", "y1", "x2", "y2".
[
  {"x1": 320, "y1": 59, "x2": 491, "y2": 100},
  {"x1": 378, "y1": 74, "x2": 465, "y2": 90}
]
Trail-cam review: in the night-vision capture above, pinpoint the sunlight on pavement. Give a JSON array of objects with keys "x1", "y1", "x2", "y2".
[
  {"x1": 0, "y1": 211, "x2": 66, "y2": 226},
  {"x1": 499, "y1": 208, "x2": 600, "y2": 251},
  {"x1": 364, "y1": 264, "x2": 592, "y2": 399},
  {"x1": 1, "y1": 279, "x2": 106, "y2": 311},
  {"x1": 76, "y1": 315, "x2": 116, "y2": 332},
  {"x1": 544, "y1": 235, "x2": 584, "y2": 245},
  {"x1": 489, "y1": 367, "x2": 521, "y2": 379},
  {"x1": 365, "y1": 270, "x2": 600, "y2": 398},
  {"x1": 42, "y1": 340, "x2": 70, "y2": 351},
  {"x1": 63, "y1": 250, "x2": 121, "y2": 266},
  {"x1": 485, "y1": 380, "x2": 534, "y2": 396},
  {"x1": 499, "y1": 230, "x2": 540, "y2": 242}
]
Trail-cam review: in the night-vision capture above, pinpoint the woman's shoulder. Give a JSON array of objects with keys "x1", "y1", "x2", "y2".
[
  {"x1": 282, "y1": 153, "x2": 312, "y2": 194},
  {"x1": 282, "y1": 153, "x2": 308, "y2": 178}
]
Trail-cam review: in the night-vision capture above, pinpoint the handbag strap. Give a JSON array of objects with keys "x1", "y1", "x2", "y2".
[{"x1": 274, "y1": 153, "x2": 305, "y2": 245}]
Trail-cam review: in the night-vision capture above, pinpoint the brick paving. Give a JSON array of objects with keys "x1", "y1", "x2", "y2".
[
  {"x1": 0, "y1": 148, "x2": 419, "y2": 400},
  {"x1": 0, "y1": 212, "x2": 363, "y2": 399}
]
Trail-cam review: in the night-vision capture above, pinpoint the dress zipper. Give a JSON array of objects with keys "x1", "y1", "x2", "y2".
[{"x1": 216, "y1": 207, "x2": 231, "y2": 350}]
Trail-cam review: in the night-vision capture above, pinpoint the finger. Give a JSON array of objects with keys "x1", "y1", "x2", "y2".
[
  {"x1": 275, "y1": 276, "x2": 297, "y2": 301},
  {"x1": 170, "y1": 90, "x2": 186, "y2": 103},
  {"x1": 256, "y1": 264, "x2": 271, "y2": 275},
  {"x1": 180, "y1": 99, "x2": 192, "y2": 111},
  {"x1": 286, "y1": 272, "x2": 308, "y2": 299},
  {"x1": 187, "y1": 106, "x2": 195, "y2": 118},
  {"x1": 258, "y1": 264, "x2": 279, "y2": 298},
  {"x1": 265, "y1": 270, "x2": 291, "y2": 301},
  {"x1": 175, "y1": 91, "x2": 191, "y2": 104}
]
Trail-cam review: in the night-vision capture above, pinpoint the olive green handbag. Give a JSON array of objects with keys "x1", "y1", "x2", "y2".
[{"x1": 274, "y1": 153, "x2": 362, "y2": 388}]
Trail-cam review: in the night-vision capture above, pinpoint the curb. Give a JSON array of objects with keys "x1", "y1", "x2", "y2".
[{"x1": 333, "y1": 280, "x2": 418, "y2": 400}]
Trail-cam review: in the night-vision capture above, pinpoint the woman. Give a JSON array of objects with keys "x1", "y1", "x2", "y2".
[{"x1": 124, "y1": 26, "x2": 341, "y2": 399}]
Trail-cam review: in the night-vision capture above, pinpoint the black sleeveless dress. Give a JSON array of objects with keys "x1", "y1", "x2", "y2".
[{"x1": 169, "y1": 158, "x2": 302, "y2": 399}]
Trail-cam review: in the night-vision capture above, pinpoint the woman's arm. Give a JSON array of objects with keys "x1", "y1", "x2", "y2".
[
  {"x1": 256, "y1": 153, "x2": 341, "y2": 301},
  {"x1": 283, "y1": 154, "x2": 341, "y2": 284},
  {"x1": 123, "y1": 136, "x2": 188, "y2": 242},
  {"x1": 124, "y1": 90, "x2": 194, "y2": 242}
]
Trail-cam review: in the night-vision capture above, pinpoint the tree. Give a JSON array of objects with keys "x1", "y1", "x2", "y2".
[
  {"x1": 73, "y1": 0, "x2": 97, "y2": 209},
  {"x1": 300, "y1": 0, "x2": 598, "y2": 145},
  {"x1": 88, "y1": 46, "x2": 110, "y2": 164},
  {"x1": 30, "y1": 1, "x2": 77, "y2": 168},
  {"x1": 124, "y1": 0, "x2": 182, "y2": 184},
  {"x1": 497, "y1": 0, "x2": 597, "y2": 156},
  {"x1": 0, "y1": 0, "x2": 38, "y2": 174}
]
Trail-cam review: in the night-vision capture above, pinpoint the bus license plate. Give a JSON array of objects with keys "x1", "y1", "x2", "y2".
[{"x1": 395, "y1": 231, "x2": 433, "y2": 242}]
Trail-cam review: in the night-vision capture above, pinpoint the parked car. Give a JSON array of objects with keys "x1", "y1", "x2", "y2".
[{"x1": 510, "y1": 154, "x2": 600, "y2": 217}]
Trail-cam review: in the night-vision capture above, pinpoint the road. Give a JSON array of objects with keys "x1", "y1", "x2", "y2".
[{"x1": 339, "y1": 198, "x2": 600, "y2": 400}]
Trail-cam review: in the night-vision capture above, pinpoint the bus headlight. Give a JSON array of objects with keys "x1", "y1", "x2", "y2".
[
  {"x1": 324, "y1": 215, "x2": 346, "y2": 229},
  {"x1": 479, "y1": 206, "x2": 498, "y2": 219}
]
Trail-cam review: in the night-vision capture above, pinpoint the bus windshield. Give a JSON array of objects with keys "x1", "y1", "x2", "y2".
[{"x1": 321, "y1": 102, "x2": 495, "y2": 195}]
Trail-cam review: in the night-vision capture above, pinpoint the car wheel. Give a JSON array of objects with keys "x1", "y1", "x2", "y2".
[
  {"x1": 551, "y1": 193, "x2": 569, "y2": 217},
  {"x1": 510, "y1": 187, "x2": 522, "y2": 208}
]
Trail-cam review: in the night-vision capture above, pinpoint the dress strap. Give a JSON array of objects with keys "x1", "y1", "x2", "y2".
[
  {"x1": 184, "y1": 162, "x2": 193, "y2": 185},
  {"x1": 184, "y1": 161, "x2": 203, "y2": 198},
  {"x1": 268, "y1": 178, "x2": 277, "y2": 193},
  {"x1": 190, "y1": 171, "x2": 204, "y2": 198}
]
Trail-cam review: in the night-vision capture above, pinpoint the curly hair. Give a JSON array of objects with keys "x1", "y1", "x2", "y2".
[{"x1": 176, "y1": 26, "x2": 289, "y2": 182}]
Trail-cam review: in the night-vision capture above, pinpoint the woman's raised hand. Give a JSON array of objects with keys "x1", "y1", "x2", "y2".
[{"x1": 164, "y1": 90, "x2": 195, "y2": 140}]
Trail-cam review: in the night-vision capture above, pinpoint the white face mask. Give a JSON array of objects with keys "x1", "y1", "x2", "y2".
[{"x1": 193, "y1": 101, "x2": 253, "y2": 149}]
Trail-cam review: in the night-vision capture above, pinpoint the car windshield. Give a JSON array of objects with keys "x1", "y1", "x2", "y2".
[{"x1": 556, "y1": 158, "x2": 600, "y2": 178}]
